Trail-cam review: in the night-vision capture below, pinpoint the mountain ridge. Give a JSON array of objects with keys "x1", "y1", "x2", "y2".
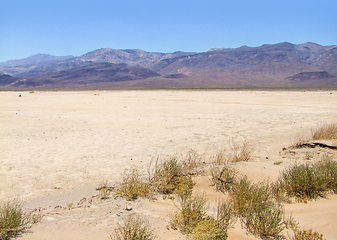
[{"x1": 1, "y1": 42, "x2": 336, "y2": 89}]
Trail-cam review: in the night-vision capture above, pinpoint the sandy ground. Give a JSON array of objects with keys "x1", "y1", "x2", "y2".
[{"x1": 1, "y1": 90, "x2": 337, "y2": 239}]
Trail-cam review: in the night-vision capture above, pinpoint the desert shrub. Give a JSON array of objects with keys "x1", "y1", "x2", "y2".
[
  {"x1": 170, "y1": 193, "x2": 208, "y2": 234},
  {"x1": 111, "y1": 214, "x2": 156, "y2": 240},
  {"x1": 290, "y1": 229, "x2": 325, "y2": 240},
  {"x1": 149, "y1": 156, "x2": 195, "y2": 195},
  {"x1": 312, "y1": 123, "x2": 337, "y2": 140},
  {"x1": 229, "y1": 177, "x2": 273, "y2": 216},
  {"x1": 216, "y1": 200, "x2": 236, "y2": 230},
  {"x1": 188, "y1": 217, "x2": 228, "y2": 240},
  {"x1": 229, "y1": 141, "x2": 253, "y2": 163},
  {"x1": 240, "y1": 202, "x2": 286, "y2": 240},
  {"x1": 211, "y1": 166, "x2": 237, "y2": 193},
  {"x1": 116, "y1": 168, "x2": 150, "y2": 201},
  {"x1": 276, "y1": 157, "x2": 337, "y2": 200},
  {"x1": 0, "y1": 199, "x2": 32, "y2": 239},
  {"x1": 314, "y1": 155, "x2": 337, "y2": 193}
]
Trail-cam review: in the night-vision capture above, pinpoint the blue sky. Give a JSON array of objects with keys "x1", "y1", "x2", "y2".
[{"x1": 1, "y1": 0, "x2": 336, "y2": 62}]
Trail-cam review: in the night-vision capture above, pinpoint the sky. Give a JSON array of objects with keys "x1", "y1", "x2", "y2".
[{"x1": 1, "y1": 0, "x2": 336, "y2": 62}]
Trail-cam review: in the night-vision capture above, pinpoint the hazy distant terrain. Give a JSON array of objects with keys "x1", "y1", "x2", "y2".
[{"x1": 1, "y1": 42, "x2": 337, "y2": 89}]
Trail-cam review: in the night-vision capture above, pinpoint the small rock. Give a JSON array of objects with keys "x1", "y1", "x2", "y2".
[{"x1": 126, "y1": 206, "x2": 132, "y2": 211}]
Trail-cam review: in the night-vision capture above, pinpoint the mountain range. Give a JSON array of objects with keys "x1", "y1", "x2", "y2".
[{"x1": 1, "y1": 42, "x2": 336, "y2": 89}]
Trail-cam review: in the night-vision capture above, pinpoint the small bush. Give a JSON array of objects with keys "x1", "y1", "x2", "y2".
[
  {"x1": 229, "y1": 177, "x2": 272, "y2": 216},
  {"x1": 312, "y1": 123, "x2": 337, "y2": 140},
  {"x1": 111, "y1": 214, "x2": 156, "y2": 240},
  {"x1": 315, "y1": 155, "x2": 337, "y2": 193},
  {"x1": 116, "y1": 168, "x2": 150, "y2": 201},
  {"x1": 240, "y1": 202, "x2": 285, "y2": 239},
  {"x1": 0, "y1": 199, "x2": 32, "y2": 239},
  {"x1": 211, "y1": 166, "x2": 237, "y2": 193},
  {"x1": 150, "y1": 156, "x2": 195, "y2": 195},
  {"x1": 170, "y1": 193, "x2": 208, "y2": 234},
  {"x1": 275, "y1": 156, "x2": 337, "y2": 200},
  {"x1": 290, "y1": 229, "x2": 325, "y2": 240}
]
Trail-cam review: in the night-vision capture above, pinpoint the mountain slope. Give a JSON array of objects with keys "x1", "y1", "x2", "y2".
[{"x1": 7, "y1": 62, "x2": 160, "y2": 88}]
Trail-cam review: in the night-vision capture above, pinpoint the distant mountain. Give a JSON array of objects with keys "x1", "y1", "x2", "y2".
[
  {"x1": 7, "y1": 62, "x2": 160, "y2": 88},
  {"x1": 1, "y1": 42, "x2": 336, "y2": 89},
  {"x1": 0, "y1": 54, "x2": 74, "y2": 67}
]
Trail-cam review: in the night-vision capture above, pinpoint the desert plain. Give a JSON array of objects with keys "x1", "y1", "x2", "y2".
[{"x1": 1, "y1": 90, "x2": 337, "y2": 240}]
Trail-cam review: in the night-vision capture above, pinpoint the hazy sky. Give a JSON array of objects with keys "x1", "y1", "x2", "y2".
[{"x1": 1, "y1": 0, "x2": 336, "y2": 62}]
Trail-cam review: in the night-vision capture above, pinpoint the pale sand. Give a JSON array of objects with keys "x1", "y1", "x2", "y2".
[{"x1": 1, "y1": 90, "x2": 337, "y2": 239}]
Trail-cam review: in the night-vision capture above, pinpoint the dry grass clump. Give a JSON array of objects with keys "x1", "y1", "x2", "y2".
[
  {"x1": 312, "y1": 123, "x2": 337, "y2": 140},
  {"x1": 116, "y1": 168, "x2": 151, "y2": 201},
  {"x1": 211, "y1": 141, "x2": 253, "y2": 166},
  {"x1": 181, "y1": 149, "x2": 205, "y2": 175},
  {"x1": 111, "y1": 214, "x2": 156, "y2": 240},
  {"x1": 274, "y1": 155, "x2": 337, "y2": 201},
  {"x1": 149, "y1": 156, "x2": 195, "y2": 196},
  {"x1": 0, "y1": 199, "x2": 35, "y2": 239},
  {"x1": 229, "y1": 141, "x2": 254, "y2": 163},
  {"x1": 290, "y1": 229, "x2": 326, "y2": 240}
]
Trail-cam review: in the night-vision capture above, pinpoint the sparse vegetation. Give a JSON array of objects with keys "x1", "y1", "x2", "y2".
[
  {"x1": 111, "y1": 214, "x2": 156, "y2": 240},
  {"x1": 0, "y1": 199, "x2": 34, "y2": 239},
  {"x1": 116, "y1": 168, "x2": 151, "y2": 201}
]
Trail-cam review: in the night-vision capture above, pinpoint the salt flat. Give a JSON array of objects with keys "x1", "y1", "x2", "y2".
[{"x1": 1, "y1": 90, "x2": 337, "y2": 239}]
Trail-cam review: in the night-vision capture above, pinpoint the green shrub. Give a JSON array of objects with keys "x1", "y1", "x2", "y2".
[
  {"x1": 276, "y1": 156, "x2": 337, "y2": 200},
  {"x1": 315, "y1": 155, "x2": 337, "y2": 193},
  {"x1": 116, "y1": 168, "x2": 150, "y2": 201},
  {"x1": 150, "y1": 156, "x2": 195, "y2": 195},
  {"x1": 240, "y1": 202, "x2": 286, "y2": 239},
  {"x1": 111, "y1": 214, "x2": 156, "y2": 240},
  {"x1": 170, "y1": 193, "x2": 208, "y2": 234},
  {"x1": 229, "y1": 177, "x2": 272, "y2": 216},
  {"x1": 0, "y1": 199, "x2": 32, "y2": 239}
]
